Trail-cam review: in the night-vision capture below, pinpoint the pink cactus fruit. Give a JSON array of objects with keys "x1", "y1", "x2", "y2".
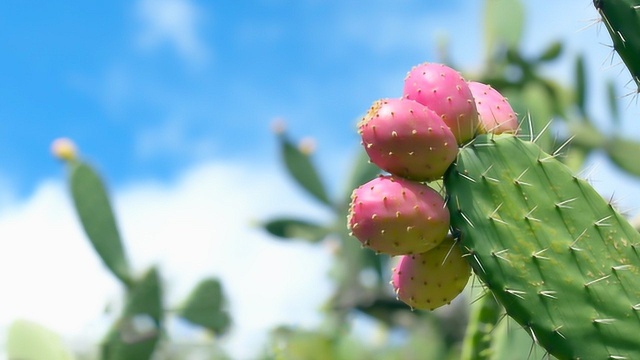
[
  {"x1": 403, "y1": 62, "x2": 479, "y2": 145},
  {"x1": 467, "y1": 81, "x2": 518, "y2": 134},
  {"x1": 391, "y1": 235, "x2": 471, "y2": 311},
  {"x1": 347, "y1": 175, "x2": 449, "y2": 256},
  {"x1": 358, "y1": 98, "x2": 458, "y2": 182}
]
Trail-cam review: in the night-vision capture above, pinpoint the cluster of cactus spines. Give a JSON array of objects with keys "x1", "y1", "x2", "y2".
[
  {"x1": 347, "y1": 175, "x2": 449, "y2": 256},
  {"x1": 403, "y1": 62, "x2": 479, "y2": 144},
  {"x1": 467, "y1": 81, "x2": 518, "y2": 134},
  {"x1": 445, "y1": 134, "x2": 640, "y2": 359},
  {"x1": 359, "y1": 98, "x2": 458, "y2": 181},
  {"x1": 391, "y1": 235, "x2": 471, "y2": 311},
  {"x1": 594, "y1": 0, "x2": 640, "y2": 93}
]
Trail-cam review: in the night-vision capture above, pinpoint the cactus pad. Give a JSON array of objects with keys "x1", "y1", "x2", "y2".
[
  {"x1": 444, "y1": 134, "x2": 640, "y2": 359},
  {"x1": 595, "y1": 0, "x2": 640, "y2": 92}
]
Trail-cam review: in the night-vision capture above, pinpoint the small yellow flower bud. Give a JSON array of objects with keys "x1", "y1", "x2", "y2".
[{"x1": 51, "y1": 138, "x2": 77, "y2": 161}]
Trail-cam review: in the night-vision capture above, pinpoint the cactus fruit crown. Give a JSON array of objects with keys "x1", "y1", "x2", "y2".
[{"x1": 347, "y1": 60, "x2": 640, "y2": 359}]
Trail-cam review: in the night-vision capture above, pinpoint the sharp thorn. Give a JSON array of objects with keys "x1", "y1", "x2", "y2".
[
  {"x1": 533, "y1": 120, "x2": 553, "y2": 144},
  {"x1": 585, "y1": 274, "x2": 611, "y2": 287},
  {"x1": 490, "y1": 203, "x2": 503, "y2": 217},
  {"x1": 552, "y1": 135, "x2": 575, "y2": 157},
  {"x1": 505, "y1": 288, "x2": 526, "y2": 299},
  {"x1": 570, "y1": 229, "x2": 588, "y2": 248},
  {"x1": 539, "y1": 290, "x2": 557, "y2": 299},
  {"x1": 533, "y1": 248, "x2": 550, "y2": 260},
  {"x1": 553, "y1": 325, "x2": 566, "y2": 339},
  {"x1": 555, "y1": 198, "x2": 577, "y2": 209},
  {"x1": 460, "y1": 211, "x2": 475, "y2": 228},
  {"x1": 459, "y1": 172, "x2": 477, "y2": 183},
  {"x1": 612, "y1": 264, "x2": 632, "y2": 271},
  {"x1": 491, "y1": 249, "x2": 511, "y2": 263},
  {"x1": 595, "y1": 215, "x2": 613, "y2": 227}
]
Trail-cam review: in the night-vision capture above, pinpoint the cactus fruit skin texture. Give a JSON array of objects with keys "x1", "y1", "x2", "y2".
[
  {"x1": 595, "y1": 0, "x2": 640, "y2": 92},
  {"x1": 392, "y1": 235, "x2": 471, "y2": 310},
  {"x1": 467, "y1": 82, "x2": 518, "y2": 135},
  {"x1": 359, "y1": 98, "x2": 458, "y2": 182},
  {"x1": 348, "y1": 175, "x2": 449, "y2": 256},
  {"x1": 445, "y1": 133, "x2": 640, "y2": 359},
  {"x1": 404, "y1": 63, "x2": 479, "y2": 145}
]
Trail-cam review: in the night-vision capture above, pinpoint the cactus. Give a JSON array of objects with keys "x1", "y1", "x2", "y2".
[
  {"x1": 594, "y1": 0, "x2": 640, "y2": 92},
  {"x1": 52, "y1": 139, "x2": 232, "y2": 359},
  {"x1": 265, "y1": 0, "x2": 640, "y2": 356},
  {"x1": 444, "y1": 133, "x2": 640, "y2": 359},
  {"x1": 404, "y1": 63, "x2": 479, "y2": 144},
  {"x1": 347, "y1": 175, "x2": 450, "y2": 256},
  {"x1": 346, "y1": 44, "x2": 640, "y2": 355},
  {"x1": 359, "y1": 98, "x2": 458, "y2": 181}
]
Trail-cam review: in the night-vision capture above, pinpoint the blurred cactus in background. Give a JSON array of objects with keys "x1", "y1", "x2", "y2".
[{"x1": 9, "y1": 140, "x2": 233, "y2": 360}]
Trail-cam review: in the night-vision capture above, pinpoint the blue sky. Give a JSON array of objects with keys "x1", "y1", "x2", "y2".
[
  {"x1": 2, "y1": 0, "x2": 640, "y2": 358},
  {"x1": 1, "y1": 0, "x2": 464, "y2": 197}
]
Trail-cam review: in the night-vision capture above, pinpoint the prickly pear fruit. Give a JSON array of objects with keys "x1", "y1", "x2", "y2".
[
  {"x1": 391, "y1": 235, "x2": 471, "y2": 310},
  {"x1": 347, "y1": 175, "x2": 449, "y2": 256},
  {"x1": 358, "y1": 98, "x2": 458, "y2": 182},
  {"x1": 403, "y1": 63, "x2": 479, "y2": 144},
  {"x1": 467, "y1": 81, "x2": 518, "y2": 134}
]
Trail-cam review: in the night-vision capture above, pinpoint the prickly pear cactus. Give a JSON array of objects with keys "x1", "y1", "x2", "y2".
[
  {"x1": 445, "y1": 133, "x2": 640, "y2": 359},
  {"x1": 595, "y1": 0, "x2": 640, "y2": 92}
]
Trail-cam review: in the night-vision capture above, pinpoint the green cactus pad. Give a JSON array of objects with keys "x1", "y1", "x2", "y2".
[
  {"x1": 444, "y1": 134, "x2": 640, "y2": 359},
  {"x1": 595, "y1": 0, "x2": 640, "y2": 92}
]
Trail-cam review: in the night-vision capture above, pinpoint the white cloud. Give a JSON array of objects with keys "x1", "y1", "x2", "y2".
[
  {"x1": 0, "y1": 160, "x2": 334, "y2": 358},
  {"x1": 136, "y1": 0, "x2": 210, "y2": 65}
]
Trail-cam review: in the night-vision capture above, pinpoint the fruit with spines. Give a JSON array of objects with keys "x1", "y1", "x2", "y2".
[
  {"x1": 444, "y1": 133, "x2": 640, "y2": 359},
  {"x1": 391, "y1": 235, "x2": 471, "y2": 310},
  {"x1": 403, "y1": 62, "x2": 479, "y2": 144},
  {"x1": 358, "y1": 98, "x2": 458, "y2": 182},
  {"x1": 467, "y1": 81, "x2": 518, "y2": 134},
  {"x1": 347, "y1": 175, "x2": 449, "y2": 256}
]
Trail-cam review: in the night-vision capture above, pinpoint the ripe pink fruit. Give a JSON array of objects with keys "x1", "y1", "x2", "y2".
[
  {"x1": 391, "y1": 235, "x2": 471, "y2": 311},
  {"x1": 358, "y1": 98, "x2": 458, "y2": 182},
  {"x1": 467, "y1": 81, "x2": 518, "y2": 134},
  {"x1": 347, "y1": 175, "x2": 449, "y2": 256},
  {"x1": 403, "y1": 62, "x2": 479, "y2": 145}
]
